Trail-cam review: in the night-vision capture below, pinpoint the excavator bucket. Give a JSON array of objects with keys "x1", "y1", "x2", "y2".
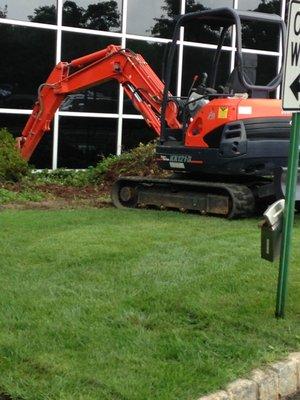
[{"x1": 274, "y1": 167, "x2": 300, "y2": 201}]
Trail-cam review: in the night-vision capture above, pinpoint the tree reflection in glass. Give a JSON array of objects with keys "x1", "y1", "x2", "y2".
[{"x1": 62, "y1": 0, "x2": 122, "y2": 31}]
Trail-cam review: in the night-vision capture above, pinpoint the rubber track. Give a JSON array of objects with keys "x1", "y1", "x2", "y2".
[
  {"x1": 111, "y1": 176, "x2": 256, "y2": 219},
  {"x1": 224, "y1": 183, "x2": 255, "y2": 218}
]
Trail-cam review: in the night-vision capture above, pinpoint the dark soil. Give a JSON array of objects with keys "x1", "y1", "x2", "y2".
[
  {"x1": 3, "y1": 181, "x2": 109, "y2": 198},
  {"x1": 34, "y1": 183, "x2": 109, "y2": 200},
  {"x1": 1, "y1": 198, "x2": 111, "y2": 211}
]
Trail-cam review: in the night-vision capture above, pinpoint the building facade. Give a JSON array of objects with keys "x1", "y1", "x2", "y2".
[{"x1": 0, "y1": 0, "x2": 287, "y2": 168}]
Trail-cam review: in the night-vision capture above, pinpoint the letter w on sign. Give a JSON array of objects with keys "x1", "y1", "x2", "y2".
[{"x1": 291, "y1": 41, "x2": 300, "y2": 66}]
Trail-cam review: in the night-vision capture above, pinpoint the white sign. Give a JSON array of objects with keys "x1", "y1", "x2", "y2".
[{"x1": 282, "y1": 0, "x2": 300, "y2": 111}]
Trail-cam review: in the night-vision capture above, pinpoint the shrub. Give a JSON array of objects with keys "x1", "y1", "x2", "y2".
[
  {"x1": 28, "y1": 168, "x2": 90, "y2": 187},
  {"x1": 0, "y1": 128, "x2": 29, "y2": 182},
  {"x1": 89, "y1": 142, "x2": 164, "y2": 184},
  {"x1": 0, "y1": 188, "x2": 44, "y2": 204},
  {"x1": 0, "y1": 140, "x2": 165, "y2": 188}
]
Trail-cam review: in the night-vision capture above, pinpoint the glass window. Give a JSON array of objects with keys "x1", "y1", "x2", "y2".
[
  {"x1": 121, "y1": 119, "x2": 157, "y2": 152},
  {"x1": 238, "y1": 0, "x2": 281, "y2": 51},
  {"x1": 182, "y1": 46, "x2": 231, "y2": 95},
  {"x1": 0, "y1": 114, "x2": 53, "y2": 168},
  {"x1": 127, "y1": 0, "x2": 234, "y2": 39},
  {"x1": 124, "y1": 39, "x2": 178, "y2": 114},
  {"x1": 58, "y1": 117, "x2": 117, "y2": 168},
  {"x1": 241, "y1": 20, "x2": 280, "y2": 52},
  {"x1": 187, "y1": 0, "x2": 233, "y2": 8},
  {"x1": 238, "y1": 0, "x2": 281, "y2": 14},
  {"x1": 0, "y1": 24, "x2": 56, "y2": 110},
  {"x1": 184, "y1": 0, "x2": 233, "y2": 45},
  {"x1": 61, "y1": 33, "x2": 120, "y2": 113},
  {"x1": 62, "y1": 0, "x2": 122, "y2": 31},
  {"x1": 0, "y1": 0, "x2": 57, "y2": 24},
  {"x1": 127, "y1": 0, "x2": 179, "y2": 39}
]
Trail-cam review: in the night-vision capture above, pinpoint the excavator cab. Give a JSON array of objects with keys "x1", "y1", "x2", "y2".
[
  {"x1": 160, "y1": 7, "x2": 286, "y2": 144},
  {"x1": 154, "y1": 7, "x2": 292, "y2": 191}
]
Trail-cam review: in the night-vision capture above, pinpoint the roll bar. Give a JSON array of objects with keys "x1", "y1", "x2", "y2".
[{"x1": 160, "y1": 7, "x2": 286, "y2": 140}]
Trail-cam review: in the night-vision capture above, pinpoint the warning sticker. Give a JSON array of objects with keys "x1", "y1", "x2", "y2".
[{"x1": 218, "y1": 107, "x2": 229, "y2": 119}]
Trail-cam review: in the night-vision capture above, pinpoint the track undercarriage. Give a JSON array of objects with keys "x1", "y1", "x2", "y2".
[{"x1": 111, "y1": 176, "x2": 267, "y2": 219}]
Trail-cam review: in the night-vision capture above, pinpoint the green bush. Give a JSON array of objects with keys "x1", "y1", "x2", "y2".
[
  {"x1": 89, "y1": 142, "x2": 162, "y2": 184},
  {"x1": 27, "y1": 142, "x2": 161, "y2": 187},
  {"x1": 0, "y1": 188, "x2": 44, "y2": 204},
  {"x1": 0, "y1": 140, "x2": 163, "y2": 188},
  {"x1": 0, "y1": 128, "x2": 29, "y2": 182},
  {"x1": 28, "y1": 168, "x2": 90, "y2": 187}
]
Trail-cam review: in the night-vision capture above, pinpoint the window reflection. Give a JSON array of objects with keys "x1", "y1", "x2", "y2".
[
  {"x1": 184, "y1": 0, "x2": 233, "y2": 45},
  {"x1": 182, "y1": 47, "x2": 231, "y2": 94},
  {"x1": 0, "y1": 24, "x2": 56, "y2": 109},
  {"x1": 127, "y1": 0, "x2": 233, "y2": 39},
  {"x1": 61, "y1": 32, "x2": 120, "y2": 113},
  {"x1": 58, "y1": 117, "x2": 117, "y2": 168},
  {"x1": 242, "y1": 20, "x2": 280, "y2": 51},
  {"x1": 62, "y1": 0, "x2": 122, "y2": 31},
  {"x1": 238, "y1": 0, "x2": 281, "y2": 14},
  {"x1": 187, "y1": 0, "x2": 233, "y2": 8},
  {"x1": 238, "y1": 0, "x2": 281, "y2": 51},
  {"x1": 0, "y1": 114, "x2": 53, "y2": 168},
  {"x1": 124, "y1": 39, "x2": 178, "y2": 114},
  {"x1": 0, "y1": 0, "x2": 57, "y2": 24},
  {"x1": 127, "y1": 0, "x2": 178, "y2": 38},
  {"x1": 122, "y1": 119, "x2": 156, "y2": 152}
]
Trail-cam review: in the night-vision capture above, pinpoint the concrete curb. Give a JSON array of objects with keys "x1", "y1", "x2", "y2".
[{"x1": 197, "y1": 352, "x2": 300, "y2": 400}]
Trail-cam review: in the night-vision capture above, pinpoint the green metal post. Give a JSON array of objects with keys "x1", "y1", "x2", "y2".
[{"x1": 275, "y1": 112, "x2": 300, "y2": 318}]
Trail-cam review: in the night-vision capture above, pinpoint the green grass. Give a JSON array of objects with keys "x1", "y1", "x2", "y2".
[{"x1": 0, "y1": 209, "x2": 299, "y2": 400}]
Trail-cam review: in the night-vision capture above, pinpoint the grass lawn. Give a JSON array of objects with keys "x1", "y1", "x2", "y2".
[{"x1": 0, "y1": 209, "x2": 300, "y2": 400}]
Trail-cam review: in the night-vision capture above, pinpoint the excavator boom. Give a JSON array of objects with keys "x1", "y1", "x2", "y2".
[{"x1": 18, "y1": 44, "x2": 181, "y2": 160}]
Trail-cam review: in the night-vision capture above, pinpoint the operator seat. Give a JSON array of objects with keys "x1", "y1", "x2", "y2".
[
  {"x1": 225, "y1": 67, "x2": 248, "y2": 94},
  {"x1": 225, "y1": 54, "x2": 258, "y2": 97}
]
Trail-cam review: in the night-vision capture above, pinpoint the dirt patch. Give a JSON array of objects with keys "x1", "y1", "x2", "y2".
[
  {"x1": 34, "y1": 183, "x2": 109, "y2": 199},
  {"x1": 1, "y1": 198, "x2": 111, "y2": 211},
  {"x1": 2, "y1": 182, "x2": 109, "y2": 198},
  {"x1": 0, "y1": 183, "x2": 112, "y2": 211}
]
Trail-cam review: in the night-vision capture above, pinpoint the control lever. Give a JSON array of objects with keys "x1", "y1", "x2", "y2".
[
  {"x1": 199, "y1": 72, "x2": 208, "y2": 87},
  {"x1": 196, "y1": 72, "x2": 209, "y2": 95},
  {"x1": 186, "y1": 75, "x2": 199, "y2": 99}
]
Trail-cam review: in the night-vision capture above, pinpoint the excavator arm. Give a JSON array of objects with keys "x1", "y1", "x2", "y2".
[{"x1": 17, "y1": 44, "x2": 181, "y2": 160}]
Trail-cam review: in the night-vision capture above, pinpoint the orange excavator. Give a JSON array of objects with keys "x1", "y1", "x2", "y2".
[{"x1": 17, "y1": 7, "x2": 292, "y2": 218}]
